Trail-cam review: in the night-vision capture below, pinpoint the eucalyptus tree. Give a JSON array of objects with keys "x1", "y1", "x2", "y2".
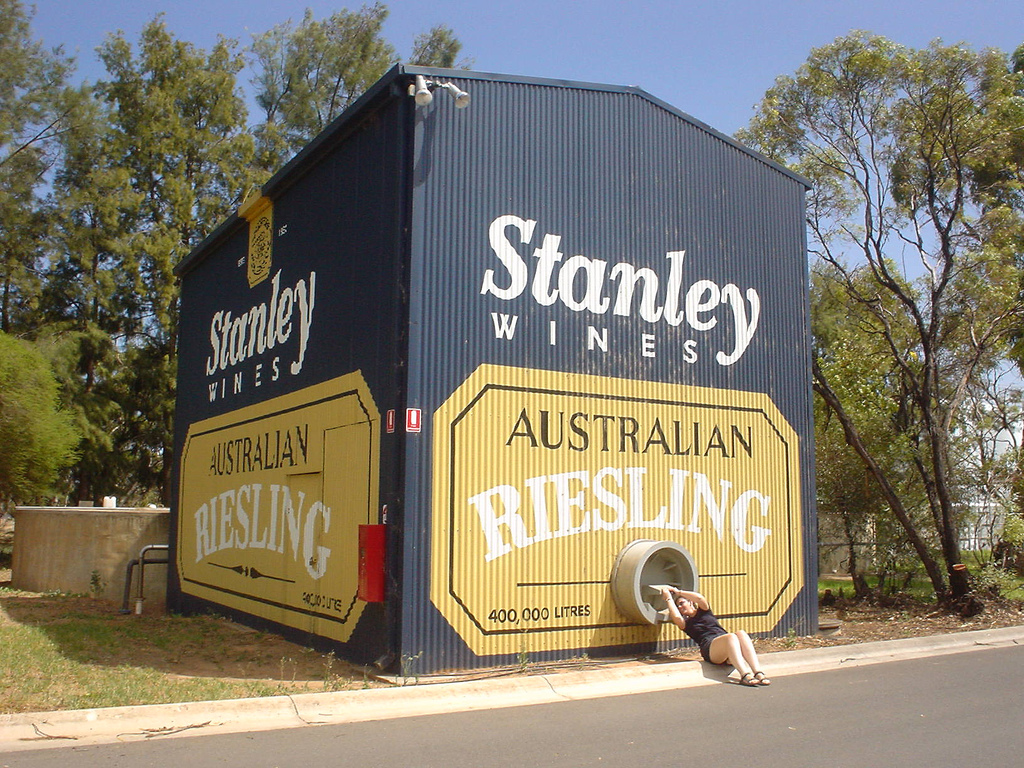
[
  {"x1": 811, "y1": 266, "x2": 927, "y2": 598},
  {"x1": 739, "y1": 33, "x2": 1024, "y2": 602}
]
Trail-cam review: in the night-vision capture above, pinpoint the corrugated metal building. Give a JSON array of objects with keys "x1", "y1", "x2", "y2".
[{"x1": 170, "y1": 65, "x2": 815, "y2": 674}]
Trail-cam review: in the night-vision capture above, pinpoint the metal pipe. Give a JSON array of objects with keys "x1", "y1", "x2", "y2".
[
  {"x1": 119, "y1": 544, "x2": 168, "y2": 615},
  {"x1": 119, "y1": 559, "x2": 140, "y2": 614},
  {"x1": 135, "y1": 544, "x2": 169, "y2": 613}
]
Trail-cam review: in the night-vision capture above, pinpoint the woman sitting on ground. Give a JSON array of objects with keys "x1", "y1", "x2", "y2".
[{"x1": 660, "y1": 586, "x2": 771, "y2": 687}]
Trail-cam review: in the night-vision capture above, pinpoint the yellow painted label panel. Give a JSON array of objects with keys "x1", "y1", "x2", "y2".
[
  {"x1": 242, "y1": 195, "x2": 273, "y2": 288},
  {"x1": 177, "y1": 373, "x2": 379, "y2": 642},
  {"x1": 431, "y1": 365, "x2": 803, "y2": 656}
]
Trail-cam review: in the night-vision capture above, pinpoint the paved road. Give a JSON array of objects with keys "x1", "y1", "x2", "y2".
[{"x1": 5, "y1": 645, "x2": 1022, "y2": 767}]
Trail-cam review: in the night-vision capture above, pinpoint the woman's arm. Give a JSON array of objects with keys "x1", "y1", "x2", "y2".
[
  {"x1": 666, "y1": 588, "x2": 710, "y2": 611},
  {"x1": 660, "y1": 587, "x2": 687, "y2": 630}
]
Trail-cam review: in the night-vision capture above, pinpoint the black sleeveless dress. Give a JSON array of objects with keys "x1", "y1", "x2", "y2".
[{"x1": 683, "y1": 608, "x2": 728, "y2": 662}]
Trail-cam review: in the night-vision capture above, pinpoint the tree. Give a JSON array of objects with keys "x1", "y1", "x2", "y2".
[
  {"x1": 957, "y1": 369, "x2": 1022, "y2": 552},
  {"x1": 51, "y1": 18, "x2": 257, "y2": 505},
  {"x1": 250, "y1": 6, "x2": 468, "y2": 174},
  {"x1": 40, "y1": 86, "x2": 140, "y2": 504},
  {"x1": 0, "y1": 0, "x2": 74, "y2": 333},
  {"x1": 0, "y1": 331, "x2": 79, "y2": 510},
  {"x1": 0, "y1": 144, "x2": 49, "y2": 334},
  {"x1": 812, "y1": 268, "x2": 927, "y2": 599},
  {"x1": 739, "y1": 33, "x2": 1024, "y2": 603},
  {"x1": 0, "y1": 0, "x2": 74, "y2": 172},
  {"x1": 250, "y1": 4, "x2": 397, "y2": 171},
  {"x1": 409, "y1": 25, "x2": 470, "y2": 68}
]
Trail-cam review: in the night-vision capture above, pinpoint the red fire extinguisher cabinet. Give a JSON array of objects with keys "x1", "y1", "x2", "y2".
[{"x1": 358, "y1": 524, "x2": 386, "y2": 603}]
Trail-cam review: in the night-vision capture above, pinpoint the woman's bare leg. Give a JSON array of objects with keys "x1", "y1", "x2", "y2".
[
  {"x1": 708, "y1": 631, "x2": 770, "y2": 684},
  {"x1": 708, "y1": 633, "x2": 753, "y2": 678},
  {"x1": 733, "y1": 630, "x2": 770, "y2": 684},
  {"x1": 735, "y1": 631, "x2": 766, "y2": 674}
]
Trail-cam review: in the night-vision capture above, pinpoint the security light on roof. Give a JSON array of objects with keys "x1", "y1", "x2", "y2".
[
  {"x1": 408, "y1": 76, "x2": 470, "y2": 108},
  {"x1": 412, "y1": 75, "x2": 433, "y2": 106}
]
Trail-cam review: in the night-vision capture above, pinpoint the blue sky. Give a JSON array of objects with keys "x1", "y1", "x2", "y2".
[{"x1": 28, "y1": 0, "x2": 1024, "y2": 135}]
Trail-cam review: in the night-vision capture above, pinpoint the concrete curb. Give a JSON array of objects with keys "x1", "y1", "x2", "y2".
[{"x1": 2, "y1": 625, "x2": 1022, "y2": 753}]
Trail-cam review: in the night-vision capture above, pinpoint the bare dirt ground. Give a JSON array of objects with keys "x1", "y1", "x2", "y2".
[{"x1": 758, "y1": 599, "x2": 1024, "y2": 653}]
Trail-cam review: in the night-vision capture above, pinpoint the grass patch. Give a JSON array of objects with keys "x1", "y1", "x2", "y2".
[
  {"x1": 0, "y1": 613, "x2": 283, "y2": 712},
  {"x1": 819, "y1": 574, "x2": 937, "y2": 602},
  {"x1": 820, "y1": 567, "x2": 1024, "y2": 602},
  {"x1": 0, "y1": 588, "x2": 383, "y2": 714}
]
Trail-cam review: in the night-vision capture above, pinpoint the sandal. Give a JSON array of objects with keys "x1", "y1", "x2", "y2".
[
  {"x1": 739, "y1": 672, "x2": 759, "y2": 687},
  {"x1": 754, "y1": 671, "x2": 772, "y2": 686}
]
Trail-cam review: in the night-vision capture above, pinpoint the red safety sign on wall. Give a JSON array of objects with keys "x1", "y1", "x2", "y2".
[
  {"x1": 406, "y1": 408, "x2": 421, "y2": 433},
  {"x1": 386, "y1": 409, "x2": 395, "y2": 433}
]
